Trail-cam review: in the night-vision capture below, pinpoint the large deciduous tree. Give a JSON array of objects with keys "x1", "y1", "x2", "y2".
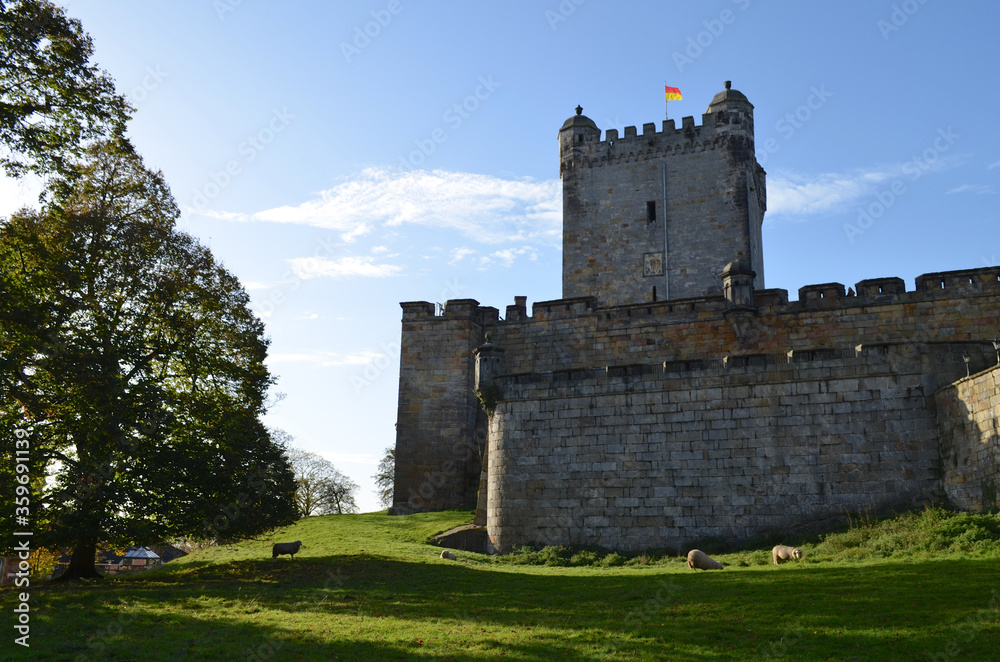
[
  {"x1": 287, "y1": 447, "x2": 359, "y2": 517},
  {"x1": 0, "y1": 0, "x2": 130, "y2": 177},
  {"x1": 0, "y1": 142, "x2": 297, "y2": 579}
]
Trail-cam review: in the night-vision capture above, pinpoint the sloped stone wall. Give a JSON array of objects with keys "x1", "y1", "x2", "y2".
[
  {"x1": 487, "y1": 349, "x2": 939, "y2": 553},
  {"x1": 937, "y1": 365, "x2": 1000, "y2": 511}
]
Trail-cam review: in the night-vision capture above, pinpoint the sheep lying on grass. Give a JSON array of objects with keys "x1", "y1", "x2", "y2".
[
  {"x1": 772, "y1": 545, "x2": 804, "y2": 565},
  {"x1": 440, "y1": 550, "x2": 457, "y2": 561},
  {"x1": 687, "y1": 549, "x2": 723, "y2": 570},
  {"x1": 272, "y1": 540, "x2": 302, "y2": 559}
]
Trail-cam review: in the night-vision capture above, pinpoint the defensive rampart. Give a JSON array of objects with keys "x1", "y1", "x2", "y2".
[
  {"x1": 486, "y1": 347, "x2": 935, "y2": 553},
  {"x1": 392, "y1": 266, "x2": 1000, "y2": 528}
]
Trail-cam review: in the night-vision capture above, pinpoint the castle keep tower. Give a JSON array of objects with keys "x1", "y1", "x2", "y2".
[{"x1": 560, "y1": 82, "x2": 766, "y2": 305}]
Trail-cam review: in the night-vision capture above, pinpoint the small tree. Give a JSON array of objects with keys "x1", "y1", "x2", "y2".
[
  {"x1": 320, "y1": 467, "x2": 359, "y2": 515},
  {"x1": 373, "y1": 447, "x2": 394, "y2": 509},
  {"x1": 287, "y1": 447, "x2": 359, "y2": 516}
]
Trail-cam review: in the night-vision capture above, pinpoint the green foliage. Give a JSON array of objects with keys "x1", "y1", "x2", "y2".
[
  {"x1": 372, "y1": 446, "x2": 394, "y2": 508},
  {"x1": 0, "y1": 142, "x2": 297, "y2": 570},
  {"x1": 474, "y1": 383, "x2": 502, "y2": 417},
  {"x1": 624, "y1": 552, "x2": 651, "y2": 567},
  {"x1": 485, "y1": 508, "x2": 1000, "y2": 572},
  {"x1": 569, "y1": 549, "x2": 601, "y2": 566},
  {"x1": 497, "y1": 545, "x2": 634, "y2": 568},
  {"x1": 719, "y1": 549, "x2": 773, "y2": 567},
  {"x1": 0, "y1": 0, "x2": 130, "y2": 177},
  {"x1": 598, "y1": 551, "x2": 626, "y2": 567},
  {"x1": 758, "y1": 507, "x2": 1000, "y2": 564}
]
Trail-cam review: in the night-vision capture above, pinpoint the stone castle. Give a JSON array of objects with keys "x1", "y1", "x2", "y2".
[{"x1": 390, "y1": 82, "x2": 1000, "y2": 553}]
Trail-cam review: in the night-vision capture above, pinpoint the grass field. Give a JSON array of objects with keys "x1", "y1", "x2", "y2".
[{"x1": 2, "y1": 508, "x2": 1000, "y2": 661}]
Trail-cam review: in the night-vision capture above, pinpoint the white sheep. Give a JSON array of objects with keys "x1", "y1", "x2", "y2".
[
  {"x1": 440, "y1": 550, "x2": 457, "y2": 561},
  {"x1": 772, "y1": 545, "x2": 804, "y2": 565},
  {"x1": 687, "y1": 549, "x2": 723, "y2": 570}
]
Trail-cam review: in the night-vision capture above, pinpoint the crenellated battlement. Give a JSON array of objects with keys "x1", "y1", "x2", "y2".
[
  {"x1": 401, "y1": 266, "x2": 1000, "y2": 334},
  {"x1": 916, "y1": 267, "x2": 1000, "y2": 295},
  {"x1": 493, "y1": 340, "x2": 996, "y2": 397},
  {"x1": 495, "y1": 343, "x2": 914, "y2": 396},
  {"x1": 600, "y1": 111, "x2": 742, "y2": 146},
  {"x1": 571, "y1": 112, "x2": 755, "y2": 170}
]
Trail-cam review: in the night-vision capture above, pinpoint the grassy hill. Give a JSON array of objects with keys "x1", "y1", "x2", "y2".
[{"x1": 3, "y1": 508, "x2": 1000, "y2": 661}]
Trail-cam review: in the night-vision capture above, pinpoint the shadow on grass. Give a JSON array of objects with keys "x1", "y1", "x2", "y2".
[{"x1": 7, "y1": 556, "x2": 1000, "y2": 661}]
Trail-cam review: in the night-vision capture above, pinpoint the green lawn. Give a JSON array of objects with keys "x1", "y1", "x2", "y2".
[{"x1": 2, "y1": 509, "x2": 999, "y2": 661}]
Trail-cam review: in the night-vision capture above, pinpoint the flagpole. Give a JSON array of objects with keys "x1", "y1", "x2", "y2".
[{"x1": 664, "y1": 81, "x2": 668, "y2": 120}]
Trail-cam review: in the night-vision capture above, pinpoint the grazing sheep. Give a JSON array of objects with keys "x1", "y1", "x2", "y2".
[
  {"x1": 440, "y1": 550, "x2": 457, "y2": 561},
  {"x1": 272, "y1": 540, "x2": 302, "y2": 559},
  {"x1": 687, "y1": 549, "x2": 723, "y2": 570},
  {"x1": 772, "y1": 545, "x2": 804, "y2": 565}
]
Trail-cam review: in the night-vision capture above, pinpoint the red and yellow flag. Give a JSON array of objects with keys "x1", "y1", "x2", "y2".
[{"x1": 664, "y1": 85, "x2": 682, "y2": 101}]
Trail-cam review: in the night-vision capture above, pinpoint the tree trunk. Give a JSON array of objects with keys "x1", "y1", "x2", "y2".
[{"x1": 55, "y1": 536, "x2": 102, "y2": 581}]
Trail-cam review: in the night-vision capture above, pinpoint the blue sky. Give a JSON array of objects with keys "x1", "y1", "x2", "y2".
[{"x1": 2, "y1": 1, "x2": 998, "y2": 512}]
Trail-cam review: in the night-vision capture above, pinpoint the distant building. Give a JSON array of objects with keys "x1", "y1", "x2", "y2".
[{"x1": 116, "y1": 546, "x2": 163, "y2": 573}]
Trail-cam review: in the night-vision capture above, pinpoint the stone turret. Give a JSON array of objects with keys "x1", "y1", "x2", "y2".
[
  {"x1": 474, "y1": 334, "x2": 505, "y2": 391},
  {"x1": 558, "y1": 105, "x2": 601, "y2": 177},
  {"x1": 706, "y1": 80, "x2": 755, "y2": 141},
  {"x1": 721, "y1": 259, "x2": 757, "y2": 310}
]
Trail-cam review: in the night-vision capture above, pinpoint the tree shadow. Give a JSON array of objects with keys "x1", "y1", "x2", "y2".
[{"x1": 11, "y1": 556, "x2": 1000, "y2": 661}]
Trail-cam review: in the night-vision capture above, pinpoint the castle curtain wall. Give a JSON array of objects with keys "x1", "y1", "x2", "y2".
[
  {"x1": 480, "y1": 269, "x2": 1000, "y2": 551},
  {"x1": 487, "y1": 350, "x2": 937, "y2": 553}
]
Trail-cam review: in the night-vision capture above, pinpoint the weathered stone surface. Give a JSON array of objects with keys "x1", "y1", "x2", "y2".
[
  {"x1": 560, "y1": 89, "x2": 764, "y2": 306},
  {"x1": 937, "y1": 365, "x2": 1000, "y2": 511},
  {"x1": 432, "y1": 524, "x2": 489, "y2": 554},
  {"x1": 486, "y1": 347, "x2": 946, "y2": 553},
  {"x1": 390, "y1": 300, "x2": 492, "y2": 514}
]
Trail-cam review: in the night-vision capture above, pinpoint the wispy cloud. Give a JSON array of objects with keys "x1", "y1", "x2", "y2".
[
  {"x1": 190, "y1": 167, "x2": 562, "y2": 246},
  {"x1": 988, "y1": 159, "x2": 1000, "y2": 170},
  {"x1": 767, "y1": 156, "x2": 961, "y2": 219},
  {"x1": 479, "y1": 246, "x2": 539, "y2": 268},
  {"x1": 448, "y1": 247, "x2": 476, "y2": 265},
  {"x1": 288, "y1": 255, "x2": 403, "y2": 280},
  {"x1": 767, "y1": 170, "x2": 892, "y2": 218},
  {"x1": 947, "y1": 184, "x2": 995, "y2": 195}
]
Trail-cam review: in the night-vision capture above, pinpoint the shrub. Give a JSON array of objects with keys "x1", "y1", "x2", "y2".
[
  {"x1": 569, "y1": 550, "x2": 601, "y2": 566},
  {"x1": 599, "y1": 552, "x2": 626, "y2": 567},
  {"x1": 539, "y1": 546, "x2": 572, "y2": 567}
]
